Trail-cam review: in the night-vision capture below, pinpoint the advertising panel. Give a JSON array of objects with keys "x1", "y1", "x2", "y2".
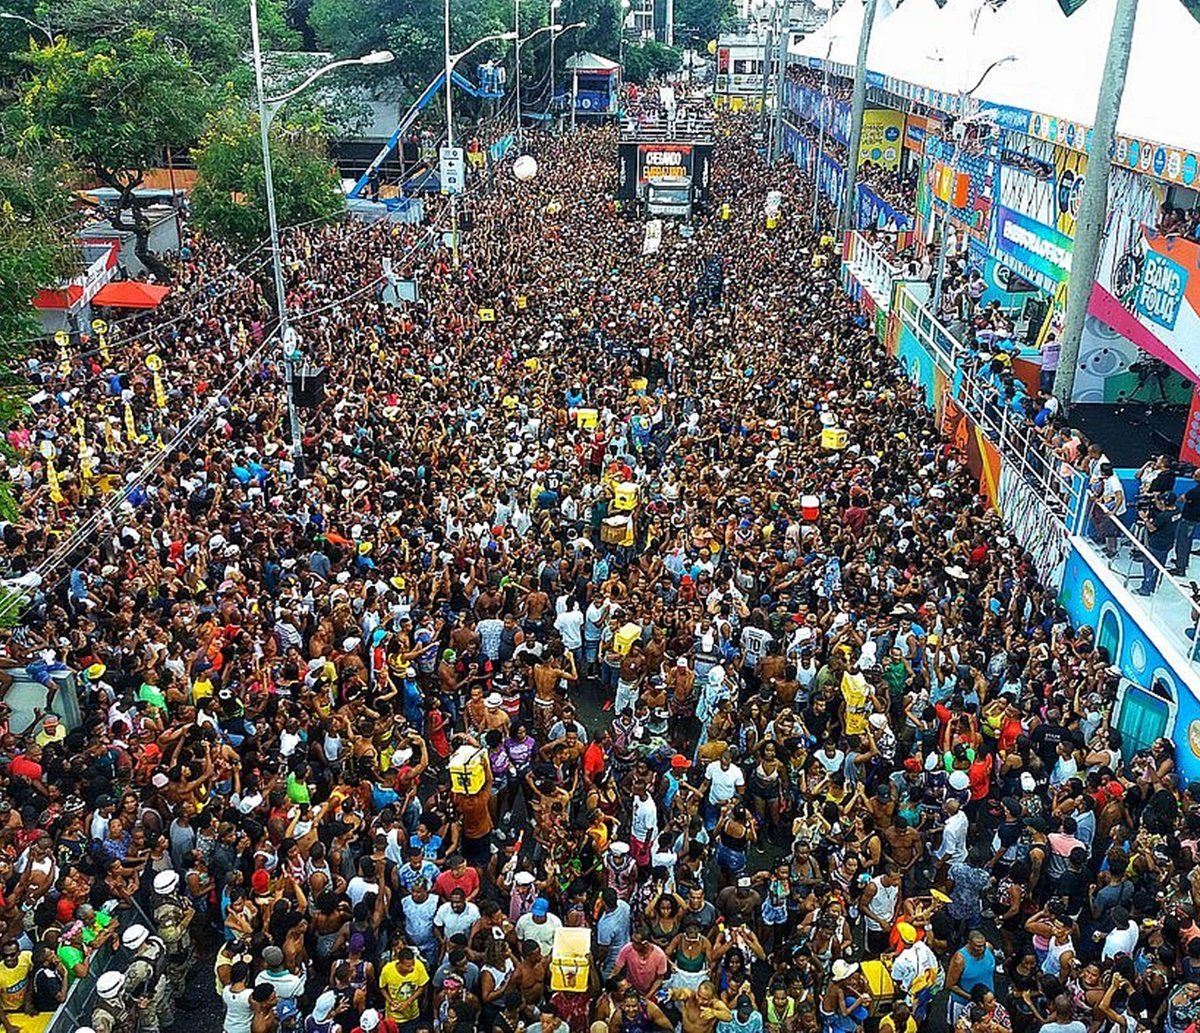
[
  {"x1": 993, "y1": 205, "x2": 1073, "y2": 289},
  {"x1": 858, "y1": 109, "x2": 904, "y2": 170},
  {"x1": 941, "y1": 396, "x2": 1001, "y2": 508},
  {"x1": 638, "y1": 143, "x2": 693, "y2": 186}
]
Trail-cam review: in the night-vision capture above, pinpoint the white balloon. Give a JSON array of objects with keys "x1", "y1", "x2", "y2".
[{"x1": 513, "y1": 154, "x2": 538, "y2": 181}]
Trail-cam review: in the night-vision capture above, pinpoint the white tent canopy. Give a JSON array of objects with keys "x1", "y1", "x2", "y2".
[{"x1": 802, "y1": 0, "x2": 1200, "y2": 155}]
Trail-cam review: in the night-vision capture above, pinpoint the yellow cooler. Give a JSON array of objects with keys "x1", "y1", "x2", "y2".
[
  {"x1": 821, "y1": 427, "x2": 848, "y2": 450},
  {"x1": 550, "y1": 927, "x2": 592, "y2": 992},
  {"x1": 612, "y1": 482, "x2": 639, "y2": 511},
  {"x1": 630, "y1": 376, "x2": 648, "y2": 394},
  {"x1": 449, "y1": 745, "x2": 488, "y2": 795},
  {"x1": 614, "y1": 622, "x2": 642, "y2": 655}
]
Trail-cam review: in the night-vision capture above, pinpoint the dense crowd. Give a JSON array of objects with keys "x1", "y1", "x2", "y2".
[{"x1": 0, "y1": 107, "x2": 1190, "y2": 1033}]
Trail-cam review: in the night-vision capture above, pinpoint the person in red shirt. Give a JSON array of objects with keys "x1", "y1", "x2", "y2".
[
  {"x1": 582, "y1": 729, "x2": 610, "y2": 783},
  {"x1": 433, "y1": 855, "x2": 481, "y2": 902}
]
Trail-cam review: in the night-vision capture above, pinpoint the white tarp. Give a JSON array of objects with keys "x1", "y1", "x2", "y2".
[{"x1": 803, "y1": 0, "x2": 1200, "y2": 156}]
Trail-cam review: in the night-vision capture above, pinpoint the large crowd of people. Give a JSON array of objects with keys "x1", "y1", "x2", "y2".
[{"x1": 0, "y1": 97, "x2": 1190, "y2": 1033}]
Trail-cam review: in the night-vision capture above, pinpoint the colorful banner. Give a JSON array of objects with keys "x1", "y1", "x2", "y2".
[
  {"x1": 859, "y1": 109, "x2": 904, "y2": 170},
  {"x1": 941, "y1": 396, "x2": 1001, "y2": 508},
  {"x1": 904, "y1": 114, "x2": 937, "y2": 153},
  {"x1": 993, "y1": 205, "x2": 1073, "y2": 288}
]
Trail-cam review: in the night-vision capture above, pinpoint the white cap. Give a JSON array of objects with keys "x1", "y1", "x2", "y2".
[
  {"x1": 514, "y1": 871, "x2": 536, "y2": 886},
  {"x1": 610, "y1": 841, "x2": 631, "y2": 856},
  {"x1": 359, "y1": 1010, "x2": 381, "y2": 1031},
  {"x1": 122, "y1": 924, "x2": 150, "y2": 950},
  {"x1": 948, "y1": 770, "x2": 970, "y2": 791},
  {"x1": 1020, "y1": 772, "x2": 1037, "y2": 792},
  {"x1": 96, "y1": 971, "x2": 126, "y2": 1000},
  {"x1": 154, "y1": 870, "x2": 180, "y2": 894},
  {"x1": 485, "y1": 692, "x2": 503, "y2": 708}
]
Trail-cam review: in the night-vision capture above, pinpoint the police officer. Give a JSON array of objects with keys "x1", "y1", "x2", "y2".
[
  {"x1": 151, "y1": 869, "x2": 195, "y2": 1016},
  {"x1": 91, "y1": 971, "x2": 136, "y2": 1033},
  {"x1": 122, "y1": 923, "x2": 170, "y2": 1032}
]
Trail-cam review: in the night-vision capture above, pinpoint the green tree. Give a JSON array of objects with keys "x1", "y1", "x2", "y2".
[
  {"x1": 0, "y1": 141, "x2": 78, "y2": 524},
  {"x1": 190, "y1": 106, "x2": 345, "y2": 250},
  {"x1": 18, "y1": 31, "x2": 214, "y2": 281},
  {"x1": 673, "y1": 0, "x2": 734, "y2": 41},
  {"x1": 622, "y1": 40, "x2": 681, "y2": 83},
  {"x1": 49, "y1": 0, "x2": 298, "y2": 82}
]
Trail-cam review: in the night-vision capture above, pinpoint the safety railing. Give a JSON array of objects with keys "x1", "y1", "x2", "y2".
[
  {"x1": 894, "y1": 281, "x2": 960, "y2": 376},
  {"x1": 843, "y1": 230, "x2": 900, "y2": 313},
  {"x1": 953, "y1": 360, "x2": 1088, "y2": 528},
  {"x1": 1087, "y1": 499, "x2": 1200, "y2": 670}
]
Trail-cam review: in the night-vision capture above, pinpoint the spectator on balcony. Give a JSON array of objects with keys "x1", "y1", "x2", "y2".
[{"x1": 1137, "y1": 491, "x2": 1179, "y2": 595}]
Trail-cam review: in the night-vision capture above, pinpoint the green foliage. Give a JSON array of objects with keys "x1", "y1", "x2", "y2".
[
  {"x1": 0, "y1": 142, "x2": 76, "y2": 373},
  {"x1": 672, "y1": 0, "x2": 734, "y2": 41},
  {"x1": 190, "y1": 106, "x2": 346, "y2": 250},
  {"x1": 622, "y1": 40, "x2": 681, "y2": 83},
  {"x1": 19, "y1": 32, "x2": 213, "y2": 192},
  {"x1": 49, "y1": 0, "x2": 298, "y2": 81}
]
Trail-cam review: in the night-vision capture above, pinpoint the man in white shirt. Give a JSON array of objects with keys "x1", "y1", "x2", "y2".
[
  {"x1": 515, "y1": 898, "x2": 562, "y2": 955},
  {"x1": 434, "y1": 889, "x2": 480, "y2": 952},
  {"x1": 701, "y1": 750, "x2": 745, "y2": 829},
  {"x1": 933, "y1": 798, "x2": 969, "y2": 870},
  {"x1": 553, "y1": 599, "x2": 585, "y2": 671},
  {"x1": 1101, "y1": 906, "x2": 1139, "y2": 960}
]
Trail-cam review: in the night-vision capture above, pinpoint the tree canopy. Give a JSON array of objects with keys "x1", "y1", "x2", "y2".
[{"x1": 190, "y1": 106, "x2": 346, "y2": 249}]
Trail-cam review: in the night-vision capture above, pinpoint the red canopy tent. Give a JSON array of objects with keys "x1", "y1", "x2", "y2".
[{"x1": 91, "y1": 281, "x2": 171, "y2": 309}]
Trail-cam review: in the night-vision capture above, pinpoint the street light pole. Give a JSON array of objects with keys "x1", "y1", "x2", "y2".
[
  {"x1": 1054, "y1": 0, "x2": 1140, "y2": 407},
  {"x1": 931, "y1": 56, "x2": 1016, "y2": 315},
  {"x1": 249, "y1": 0, "x2": 392, "y2": 474},
  {"x1": 250, "y1": 0, "x2": 302, "y2": 476},
  {"x1": 549, "y1": 0, "x2": 561, "y2": 124},
  {"x1": 839, "y1": 0, "x2": 879, "y2": 236},
  {"x1": 770, "y1": 1, "x2": 787, "y2": 162},
  {"x1": 514, "y1": 0, "x2": 522, "y2": 147},
  {"x1": 811, "y1": 36, "x2": 835, "y2": 229},
  {"x1": 756, "y1": 1, "x2": 773, "y2": 138},
  {"x1": 619, "y1": 0, "x2": 631, "y2": 72}
]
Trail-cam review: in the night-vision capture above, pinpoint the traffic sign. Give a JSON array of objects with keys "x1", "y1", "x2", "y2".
[{"x1": 439, "y1": 146, "x2": 466, "y2": 196}]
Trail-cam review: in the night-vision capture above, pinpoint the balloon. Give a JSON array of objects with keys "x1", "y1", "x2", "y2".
[{"x1": 513, "y1": 155, "x2": 538, "y2": 182}]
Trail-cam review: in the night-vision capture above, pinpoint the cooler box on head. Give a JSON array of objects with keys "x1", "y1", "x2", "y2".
[
  {"x1": 614, "y1": 622, "x2": 642, "y2": 656},
  {"x1": 821, "y1": 427, "x2": 848, "y2": 450},
  {"x1": 576, "y1": 408, "x2": 599, "y2": 430},
  {"x1": 612, "y1": 482, "x2": 639, "y2": 511},
  {"x1": 861, "y1": 958, "x2": 895, "y2": 1015},
  {"x1": 600, "y1": 515, "x2": 635, "y2": 547},
  {"x1": 550, "y1": 927, "x2": 592, "y2": 992},
  {"x1": 630, "y1": 376, "x2": 647, "y2": 394},
  {"x1": 449, "y1": 745, "x2": 487, "y2": 795}
]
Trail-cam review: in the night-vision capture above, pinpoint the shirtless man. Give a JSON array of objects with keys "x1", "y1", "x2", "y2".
[
  {"x1": 669, "y1": 980, "x2": 733, "y2": 1033},
  {"x1": 532, "y1": 649, "x2": 566, "y2": 738},
  {"x1": 606, "y1": 988, "x2": 672, "y2": 1032},
  {"x1": 513, "y1": 940, "x2": 550, "y2": 1010}
]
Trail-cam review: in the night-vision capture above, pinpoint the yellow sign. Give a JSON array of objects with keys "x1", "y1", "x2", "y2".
[
  {"x1": 516, "y1": 295, "x2": 527, "y2": 310},
  {"x1": 858, "y1": 109, "x2": 905, "y2": 171},
  {"x1": 145, "y1": 353, "x2": 163, "y2": 371},
  {"x1": 478, "y1": 307, "x2": 496, "y2": 322},
  {"x1": 124, "y1": 402, "x2": 139, "y2": 443},
  {"x1": 153, "y1": 372, "x2": 167, "y2": 409},
  {"x1": 54, "y1": 330, "x2": 69, "y2": 348}
]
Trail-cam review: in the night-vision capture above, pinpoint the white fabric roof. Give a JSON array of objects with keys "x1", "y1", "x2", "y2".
[{"x1": 801, "y1": 0, "x2": 1200, "y2": 155}]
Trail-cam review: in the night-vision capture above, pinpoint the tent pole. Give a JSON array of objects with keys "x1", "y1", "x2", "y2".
[{"x1": 1054, "y1": 0, "x2": 1139, "y2": 409}]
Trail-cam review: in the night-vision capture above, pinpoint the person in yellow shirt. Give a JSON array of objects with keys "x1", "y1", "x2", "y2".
[
  {"x1": 879, "y1": 1001, "x2": 918, "y2": 1033},
  {"x1": 0, "y1": 942, "x2": 33, "y2": 1022},
  {"x1": 378, "y1": 948, "x2": 428, "y2": 1024}
]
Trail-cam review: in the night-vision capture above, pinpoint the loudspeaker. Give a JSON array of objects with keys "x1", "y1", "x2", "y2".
[{"x1": 293, "y1": 365, "x2": 327, "y2": 408}]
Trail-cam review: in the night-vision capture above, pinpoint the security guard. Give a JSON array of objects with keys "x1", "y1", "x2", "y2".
[
  {"x1": 122, "y1": 923, "x2": 170, "y2": 1032},
  {"x1": 90, "y1": 971, "x2": 137, "y2": 1033},
  {"x1": 151, "y1": 869, "x2": 195, "y2": 1017}
]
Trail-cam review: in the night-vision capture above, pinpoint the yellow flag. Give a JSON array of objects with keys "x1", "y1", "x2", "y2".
[
  {"x1": 478, "y1": 307, "x2": 496, "y2": 322},
  {"x1": 516, "y1": 295, "x2": 527, "y2": 310},
  {"x1": 45, "y1": 459, "x2": 60, "y2": 493},
  {"x1": 124, "y1": 402, "x2": 138, "y2": 442},
  {"x1": 154, "y1": 372, "x2": 167, "y2": 409}
]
